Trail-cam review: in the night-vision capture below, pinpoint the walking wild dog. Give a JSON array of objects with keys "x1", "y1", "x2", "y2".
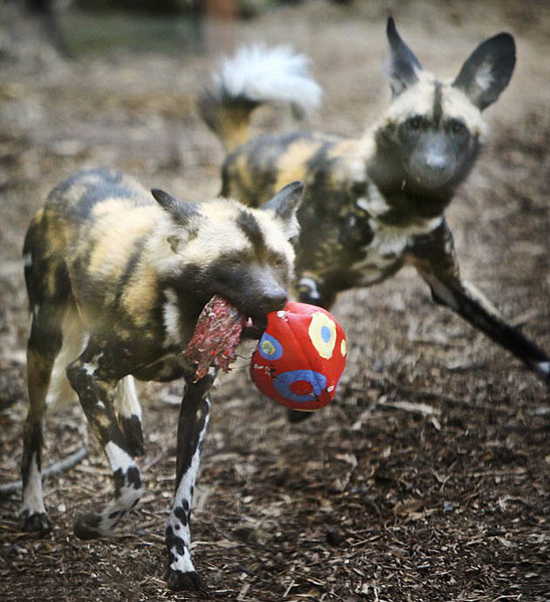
[
  {"x1": 20, "y1": 168, "x2": 303, "y2": 590},
  {"x1": 200, "y1": 18, "x2": 550, "y2": 401}
]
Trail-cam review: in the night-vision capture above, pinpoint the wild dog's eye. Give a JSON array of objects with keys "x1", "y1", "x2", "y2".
[
  {"x1": 224, "y1": 255, "x2": 245, "y2": 269},
  {"x1": 167, "y1": 235, "x2": 180, "y2": 253},
  {"x1": 406, "y1": 115, "x2": 423, "y2": 131},
  {"x1": 399, "y1": 115, "x2": 424, "y2": 141},
  {"x1": 448, "y1": 119, "x2": 468, "y2": 138},
  {"x1": 270, "y1": 254, "x2": 287, "y2": 269}
]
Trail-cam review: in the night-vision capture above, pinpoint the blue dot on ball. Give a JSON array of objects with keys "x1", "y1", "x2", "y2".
[
  {"x1": 273, "y1": 370, "x2": 327, "y2": 403},
  {"x1": 258, "y1": 333, "x2": 283, "y2": 360},
  {"x1": 321, "y1": 325, "x2": 332, "y2": 343}
]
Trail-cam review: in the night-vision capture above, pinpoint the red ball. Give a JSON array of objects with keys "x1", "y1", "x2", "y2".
[{"x1": 250, "y1": 302, "x2": 347, "y2": 411}]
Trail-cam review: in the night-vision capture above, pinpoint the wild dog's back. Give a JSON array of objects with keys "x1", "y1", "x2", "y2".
[
  {"x1": 24, "y1": 169, "x2": 160, "y2": 327},
  {"x1": 43, "y1": 168, "x2": 151, "y2": 217},
  {"x1": 24, "y1": 169, "x2": 154, "y2": 287},
  {"x1": 25, "y1": 169, "x2": 153, "y2": 255},
  {"x1": 221, "y1": 130, "x2": 366, "y2": 203},
  {"x1": 221, "y1": 130, "x2": 375, "y2": 304}
]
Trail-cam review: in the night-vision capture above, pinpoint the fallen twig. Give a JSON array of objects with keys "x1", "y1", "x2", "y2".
[
  {"x1": 350, "y1": 371, "x2": 513, "y2": 414},
  {"x1": 377, "y1": 399, "x2": 441, "y2": 417},
  {"x1": 0, "y1": 447, "x2": 88, "y2": 496}
]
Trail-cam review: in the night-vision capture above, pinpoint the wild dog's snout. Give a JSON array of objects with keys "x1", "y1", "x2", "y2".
[
  {"x1": 226, "y1": 263, "x2": 289, "y2": 317},
  {"x1": 410, "y1": 133, "x2": 457, "y2": 188},
  {"x1": 254, "y1": 267, "x2": 289, "y2": 314},
  {"x1": 425, "y1": 153, "x2": 448, "y2": 173},
  {"x1": 257, "y1": 285, "x2": 287, "y2": 314}
]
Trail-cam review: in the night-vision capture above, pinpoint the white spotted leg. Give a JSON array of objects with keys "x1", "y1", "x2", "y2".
[
  {"x1": 66, "y1": 346, "x2": 144, "y2": 539},
  {"x1": 115, "y1": 376, "x2": 145, "y2": 457},
  {"x1": 165, "y1": 371, "x2": 214, "y2": 591}
]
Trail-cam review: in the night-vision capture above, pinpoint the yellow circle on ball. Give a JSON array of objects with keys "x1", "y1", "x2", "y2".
[
  {"x1": 309, "y1": 312, "x2": 337, "y2": 359},
  {"x1": 340, "y1": 338, "x2": 347, "y2": 357},
  {"x1": 261, "y1": 340, "x2": 276, "y2": 356}
]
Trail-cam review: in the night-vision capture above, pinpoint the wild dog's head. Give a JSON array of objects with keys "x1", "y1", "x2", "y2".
[
  {"x1": 150, "y1": 182, "x2": 303, "y2": 324},
  {"x1": 371, "y1": 17, "x2": 515, "y2": 211}
]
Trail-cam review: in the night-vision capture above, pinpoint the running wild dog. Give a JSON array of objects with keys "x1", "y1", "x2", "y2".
[
  {"x1": 200, "y1": 18, "x2": 550, "y2": 395},
  {"x1": 20, "y1": 168, "x2": 303, "y2": 590}
]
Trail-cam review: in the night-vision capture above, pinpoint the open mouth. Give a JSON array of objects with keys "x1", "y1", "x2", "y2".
[
  {"x1": 183, "y1": 296, "x2": 280, "y2": 381},
  {"x1": 242, "y1": 314, "x2": 269, "y2": 340},
  {"x1": 410, "y1": 162, "x2": 455, "y2": 190}
]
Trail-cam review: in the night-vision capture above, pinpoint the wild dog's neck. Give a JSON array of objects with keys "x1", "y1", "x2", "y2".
[
  {"x1": 145, "y1": 218, "x2": 209, "y2": 342},
  {"x1": 159, "y1": 272, "x2": 211, "y2": 350}
]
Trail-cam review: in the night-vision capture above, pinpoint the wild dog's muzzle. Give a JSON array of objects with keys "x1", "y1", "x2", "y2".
[{"x1": 409, "y1": 133, "x2": 457, "y2": 188}]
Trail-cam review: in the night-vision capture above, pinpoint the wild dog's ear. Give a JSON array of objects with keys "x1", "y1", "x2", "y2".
[
  {"x1": 151, "y1": 188, "x2": 199, "y2": 225},
  {"x1": 152, "y1": 188, "x2": 200, "y2": 253},
  {"x1": 386, "y1": 17, "x2": 423, "y2": 97},
  {"x1": 262, "y1": 181, "x2": 304, "y2": 239},
  {"x1": 452, "y1": 33, "x2": 516, "y2": 111}
]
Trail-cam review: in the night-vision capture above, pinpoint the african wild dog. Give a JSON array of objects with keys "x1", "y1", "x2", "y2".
[
  {"x1": 200, "y1": 17, "x2": 550, "y2": 407},
  {"x1": 20, "y1": 168, "x2": 303, "y2": 590}
]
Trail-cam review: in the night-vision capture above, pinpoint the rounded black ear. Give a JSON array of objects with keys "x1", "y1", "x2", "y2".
[
  {"x1": 262, "y1": 181, "x2": 304, "y2": 239},
  {"x1": 452, "y1": 33, "x2": 516, "y2": 110},
  {"x1": 386, "y1": 16, "x2": 423, "y2": 97},
  {"x1": 151, "y1": 188, "x2": 199, "y2": 225},
  {"x1": 262, "y1": 181, "x2": 304, "y2": 221}
]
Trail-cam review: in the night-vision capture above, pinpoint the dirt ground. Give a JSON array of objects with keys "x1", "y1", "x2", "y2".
[{"x1": 1, "y1": 1, "x2": 550, "y2": 601}]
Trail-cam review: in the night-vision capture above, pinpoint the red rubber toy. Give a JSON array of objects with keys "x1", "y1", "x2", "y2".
[{"x1": 250, "y1": 302, "x2": 347, "y2": 411}]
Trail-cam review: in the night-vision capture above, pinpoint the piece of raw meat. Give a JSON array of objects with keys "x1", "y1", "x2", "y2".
[{"x1": 183, "y1": 295, "x2": 246, "y2": 382}]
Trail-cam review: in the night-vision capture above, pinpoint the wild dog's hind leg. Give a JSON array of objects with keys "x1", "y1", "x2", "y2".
[
  {"x1": 165, "y1": 371, "x2": 214, "y2": 591},
  {"x1": 116, "y1": 376, "x2": 145, "y2": 457},
  {"x1": 296, "y1": 273, "x2": 337, "y2": 310},
  {"x1": 19, "y1": 305, "x2": 66, "y2": 532},
  {"x1": 66, "y1": 345, "x2": 144, "y2": 539}
]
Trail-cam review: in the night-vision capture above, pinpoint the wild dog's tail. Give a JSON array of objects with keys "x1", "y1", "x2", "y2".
[{"x1": 199, "y1": 45, "x2": 322, "y2": 153}]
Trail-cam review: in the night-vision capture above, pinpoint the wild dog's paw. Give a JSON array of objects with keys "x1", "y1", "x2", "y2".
[
  {"x1": 73, "y1": 512, "x2": 104, "y2": 540},
  {"x1": 120, "y1": 415, "x2": 145, "y2": 457},
  {"x1": 536, "y1": 361, "x2": 550, "y2": 385},
  {"x1": 165, "y1": 567, "x2": 206, "y2": 591},
  {"x1": 286, "y1": 407, "x2": 314, "y2": 424},
  {"x1": 19, "y1": 509, "x2": 52, "y2": 533}
]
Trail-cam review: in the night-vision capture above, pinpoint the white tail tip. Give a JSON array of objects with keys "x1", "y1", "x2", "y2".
[{"x1": 213, "y1": 44, "x2": 322, "y2": 117}]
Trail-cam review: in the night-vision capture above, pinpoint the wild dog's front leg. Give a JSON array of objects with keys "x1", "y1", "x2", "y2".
[
  {"x1": 66, "y1": 351, "x2": 143, "y2": 539},
  {"x1": 427, "y1": 277, "x2": 550, "y2": 382},
  {"x1": 296, "y1": 272, "x2": 337, "y2": 310},
  {"x1": 285, "y1": 273, "x2": 339, "y2": 424},
  {"x1": 410, "y1": 221, "x2": 550, "y2": 383},
  {"x1": 165, "y1": 371, "x2": 214, "y2": 591}
]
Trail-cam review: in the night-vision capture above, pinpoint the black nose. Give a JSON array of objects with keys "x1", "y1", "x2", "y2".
[
  {"x1": 262, "y1": 291, "x2": 287, "y2": 312},
  {"x1": 426, "y1": 154, "x2": 448, "y2": 172}
]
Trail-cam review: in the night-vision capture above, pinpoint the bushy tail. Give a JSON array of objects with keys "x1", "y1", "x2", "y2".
[{"x1": 199, "y1": 45, "x2": 322, "y2": 153}]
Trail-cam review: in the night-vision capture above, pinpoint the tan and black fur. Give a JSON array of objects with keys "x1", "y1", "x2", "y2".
[
  {"x1": 20, "y1": 167, "x2": 303, "y2": 590},
  {"x1": 200, "y1": 18, "x2": 550, "y2": 394}
]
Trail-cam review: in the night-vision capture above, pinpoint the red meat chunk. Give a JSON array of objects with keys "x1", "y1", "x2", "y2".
[{"x1": 183, "y1": 295, "x2": 246, "y2": 382}]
